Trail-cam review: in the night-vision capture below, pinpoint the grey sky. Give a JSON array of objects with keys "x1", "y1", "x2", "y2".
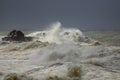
[{"x1": 0, "y1": 0, "x2": 120, "y2": 30}]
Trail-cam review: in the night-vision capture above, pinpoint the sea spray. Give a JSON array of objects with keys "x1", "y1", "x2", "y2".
[
  {"x1": 27, "y1": 22, "x2": 93, "y2": 44},
  {"x1": 46, "y1": 22, "x2": 62, "y2": 44},
  {"x1": 29, "y1": 42, "x2": 82, "y2": 65},
  {"x1": 0, "y1": 22, "x2": 120, "y2": 80}
]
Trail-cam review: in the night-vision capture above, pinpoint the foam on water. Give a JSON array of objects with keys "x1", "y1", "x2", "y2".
[
  {"x1": 0, "y1": 22, "x2": 120, "y2": 80},
  {"x1": 27, "y1": 22, "x2": 92, "y2": 44}
]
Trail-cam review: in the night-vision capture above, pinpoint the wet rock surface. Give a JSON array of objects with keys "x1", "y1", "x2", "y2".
[{"x1": 2, "y1": 30, "x2": 33, "y2": 42}]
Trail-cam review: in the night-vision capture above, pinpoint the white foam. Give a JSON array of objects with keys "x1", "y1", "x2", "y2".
[
  {"x1": 0, "y1": 22, "x2": 120, "y2": 80},
  {"x1": 27, "y1": 22, "x2": 91, "y2": 44},
  {"x1": 46, "y1": 22, "x2": 62, "y2": 44}
]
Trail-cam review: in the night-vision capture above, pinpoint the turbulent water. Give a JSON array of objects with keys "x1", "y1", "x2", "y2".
[{"x1": 0, "y1": 22, "x2": 120, "y2": 80}]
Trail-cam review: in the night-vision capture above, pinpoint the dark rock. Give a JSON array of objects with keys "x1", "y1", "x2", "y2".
[
  {"x1": 64, "y1": 32, "x2": 69, "y2": 35},
  {"x1": 2, "y1": 30, "x2": 33, "y2": 42}
]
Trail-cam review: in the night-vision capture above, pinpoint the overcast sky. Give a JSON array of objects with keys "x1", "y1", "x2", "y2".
[{"x1": 0, "y1": 0, "x2": 120, "y2": 30}]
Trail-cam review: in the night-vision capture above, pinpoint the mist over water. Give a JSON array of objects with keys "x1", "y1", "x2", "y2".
[{"x1": 0, "y1": 22, "x2": 120, "y2": 80}]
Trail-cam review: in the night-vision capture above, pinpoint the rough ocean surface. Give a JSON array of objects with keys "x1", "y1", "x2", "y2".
[{"x1": 0, "y1": 22, "x2": 120, "y2": 80}]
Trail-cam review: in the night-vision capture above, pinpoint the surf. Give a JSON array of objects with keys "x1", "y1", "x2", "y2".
[{"x1": 0, "y1": 22, "x2": 120, "y2": 80}]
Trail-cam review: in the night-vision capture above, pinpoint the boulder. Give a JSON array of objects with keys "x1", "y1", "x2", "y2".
[{"x1": 2, "y1": 30, "x2": 33, "y2": 42}]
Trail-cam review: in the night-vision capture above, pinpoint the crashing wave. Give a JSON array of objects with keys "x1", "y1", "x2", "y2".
[
  {"x1": 27, "y1": 22, "x2": 100, "y2": 45},
  {"x1": 1, "y1": 22, "x2": 120, "y2": 80}
]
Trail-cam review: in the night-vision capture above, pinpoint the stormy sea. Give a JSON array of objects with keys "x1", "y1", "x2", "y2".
[{"x1": 0, "y1": 22, "x2": 120, "y2": 80}]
